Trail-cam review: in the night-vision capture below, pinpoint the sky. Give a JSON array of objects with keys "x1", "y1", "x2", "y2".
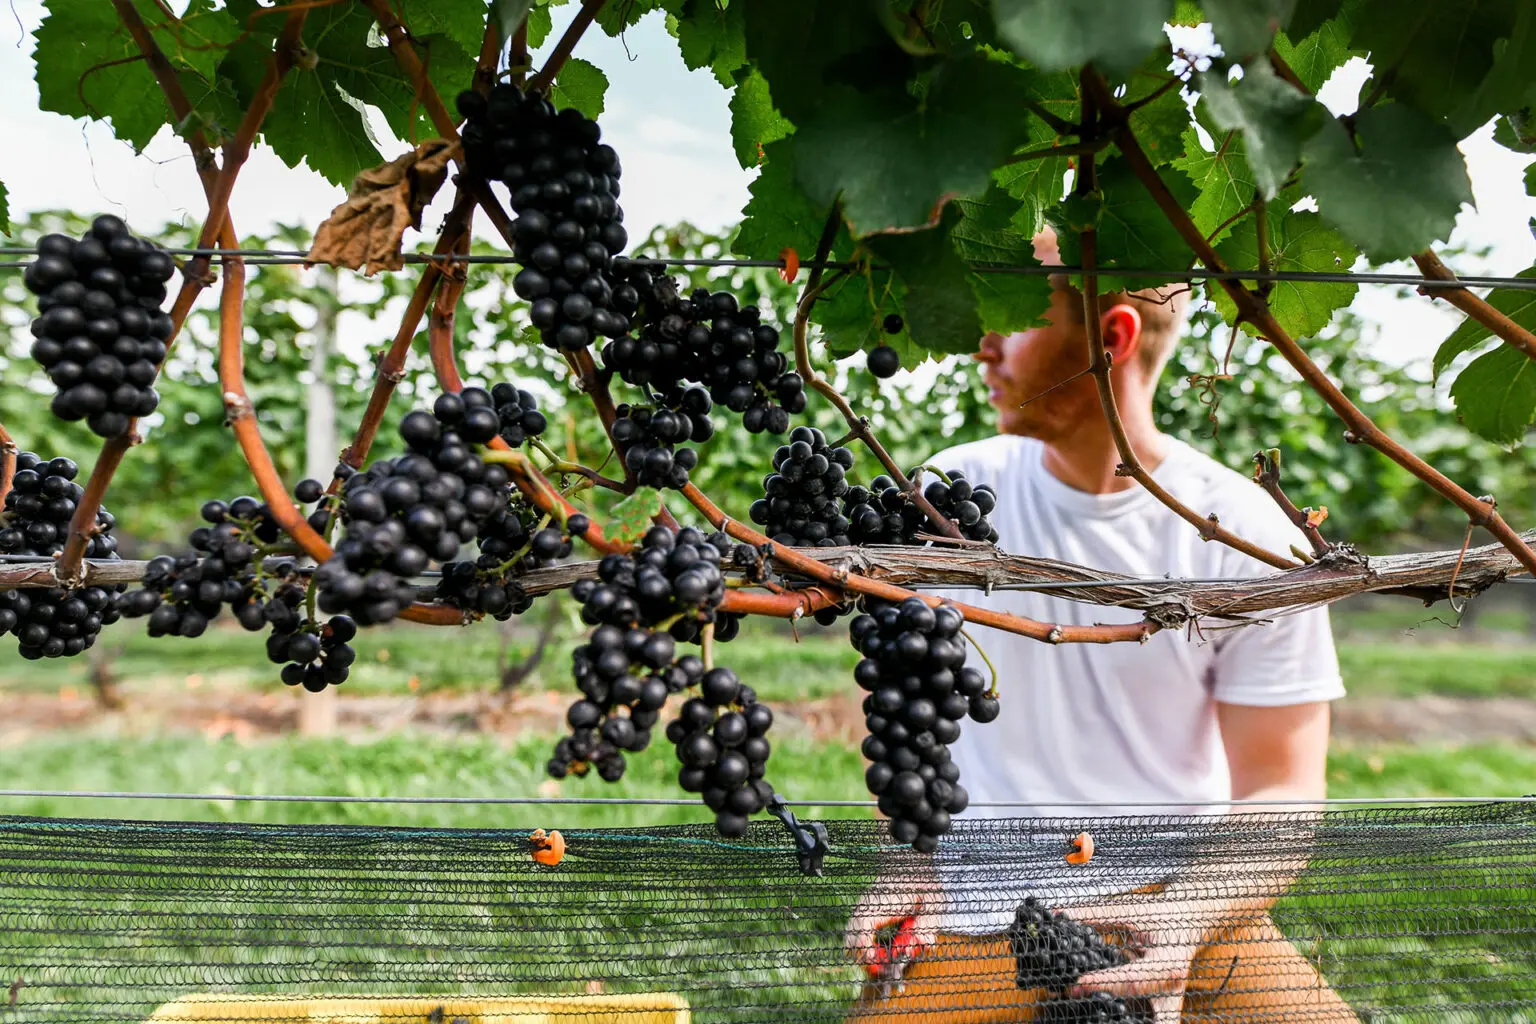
[{"x1": 2, "y1": 4, "x2": 1533, "y2": 372}]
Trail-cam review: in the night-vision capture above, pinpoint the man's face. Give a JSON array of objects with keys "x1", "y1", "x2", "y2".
[{"x1": 975, "y1": 286, "x2": 1100, "y2": 440}]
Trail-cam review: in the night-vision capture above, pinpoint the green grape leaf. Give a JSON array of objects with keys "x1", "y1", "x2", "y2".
[
  {"x1": 398, "y1": 0, "x2": 488, "y2": 59},
  {"x1": 1213, "y1": 208, "x2": 1358, "y2": 339},
  {"x1": 675, "y1": 0, "x2": 746, "y2": 84},
  {"x1": 1204, "y1": 0, "x2": 1297, "y2": 59},
  {"x1": 1433, "y1": 267, "x2": 1536, "y2": 380},
  {"x1": 954, "y1": 187, "x2": 1053, "y2": 334},
  {"x1": 1049, "y1": 156, "x2": 1200, "y2": 292},
  {"x1": 865, "y1": 210, "x2": 983, "y2": 356},
  {"x1": 994, "y1": 156, "x2": 1069, "y2": 238},
  {"x1": 1449, "y1": 344, "x2": 1536, "y2": 445},
  {"x1": 1527, "y1": 162, "x2": 1536, "y2": 196},
  {"x1": 263, "y1": 64, "x2": 385, "y2": 188},
  {"x1": 550, "y1": 56, "x2": 609, "y2": 119},
  {"x1": 728, "y1": 68, "x2": 791, "y2": 169},
  {"x1": 34, "y1": 0, "x2": 241, "y2": 151},
  {"x1": 991, "y1": 0, "x2": 1175, "y2": 81},
  {"x1": 1172, "y1": 117, "x2": 1257, "y2": 244},
  {"x1": 527, "y1": 3, "x2": 553, "y2": 47},
  {"x1": 1302, "y1": 104, "x2": 1473, "y2": 262},
  {"x1": 1125, "y1": 69, "x2": 1194, "y2": 166},
  {"x1": 609, "y1": 488, "x2": 664, "y2": 542},
  {"x1": 741, "y1": 0, "x2": 895, "y2": 127},
  {"x1": 793, "y1": 55, "x2": 1037, "y2": 236},
  {"x1": 813, "y1": 269, "x2": 908, "y2": 362},
  {"x1": 1287, "y1": 0, "x2": 1342, "y2": 40},
  {"x1": 1349, "y1": 0, "x2": 1518, "y2": 136},
  {"x1": 733, "y1": 137, "x2": 837, "y2": 261},
  {"x1": 1198, "y1": 60, "x2": 1324, "y2": 199},
  {"x1": 1273, "y1": 12, "x2": 1364, "y2": 93},
  {"x1": 0, "y1": 181, "x2": 8, "y2": 235},
  {"x1": 1497, "y1": 111, "x2": 1536, "y2": 153}
]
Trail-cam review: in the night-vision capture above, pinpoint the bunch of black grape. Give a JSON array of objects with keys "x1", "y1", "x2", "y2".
[
  {"x1": 458, "y1": 85, "x2": 628, "y2": 351},
  {"x1": 610, "y1": 400, "x2": 702, "y2": 489},
  {"x1": 1039, "y1": 993, "x2": 1152, "y2": 1024},
  {"x1": 490, "y1": 382, "x2": 548, "y2": 447},
  {"x1": 749, "y1": 426, "x2": 854, "y2": 546},
  {"x1": 268, "y1": 614, "x2": 358, "y2": 693},
  {"x1": 0, "y1": 452, "x2": 124, "y2": 659},
  {"x1": 436, "y1": 509, "x2": 582, "y2": 620},
  {"x1": 668, "y1": 667, "x2": 776, "y2": 837},
  {"x1": 119, "y1": 495, "x2": 291, "y2": 638},
  {"x1": 852, "y1": 598, "x2": 999, "y2": 852},
  {"x1": 316, "y1": 391, "x2": 513, "y2": 625},
  {"x1": 601, "y1": 265, "x2": 805, "y2": 434},
  {"x1": 1011, "y1": 898, "x2": 1151, "y2": 1022},
  {"x1": 844, "y1": 470, "x2": 999, "y2": 546},
  {"x1": 23, "y1": 215, "x2": 176, "y2": 437},
  {"x1": 0, "y1": 454, "x2": 118, "y2": 559}
]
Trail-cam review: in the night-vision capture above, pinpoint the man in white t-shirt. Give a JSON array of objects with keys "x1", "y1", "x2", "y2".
[{"x1": 844, "y1": 231, "x2": 1356, "y2": 1023}]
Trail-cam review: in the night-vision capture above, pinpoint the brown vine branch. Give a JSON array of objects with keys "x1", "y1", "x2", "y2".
[
  {"x1": 473, "y1": 12, "x2": 502, "y2": 95},
  {"x1": 679, "y1": 483, "x2": 1154, "y2": 644},
  {"x1": 1252, "y1": 449, "x2": 1331, "y2": 558},
  {"x1": 527, "y1": 0, "x2": 607, "y2": 95},
  {"x1": 1074, "y1": 75, "x2": 1297, "y2": 572},
  {"x1": 1411, "y1": 250, "x2": 1536, "y2": 363},
  {"x1": 1082, "y1": 68, "x2": 1536, "y2": 579},
  {"x1": 511, "y1": 21, "x2": 529, "y2": 85},
  {"x1": 792, "y1": 209, "x2": 963, "y2": 540}
]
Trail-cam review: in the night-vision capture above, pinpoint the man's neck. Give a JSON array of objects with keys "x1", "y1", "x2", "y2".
[{"x1": 1038, "y1": 407, "x2": 1170, "y2": 495}]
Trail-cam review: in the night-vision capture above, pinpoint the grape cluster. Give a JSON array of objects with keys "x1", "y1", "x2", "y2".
[
  {"x1": 490, "y1": 382, "x2": 548, "y2": 447},
  {"x1": 0, "y1": 452, "x2": 123, "y2": 659},
  {"x1": 268, "y1": 614, "x2": 358, "y2": 692},
  {"x1": 601, "y1": 267, "x2": 805, "y2": 434},
  {"x1": 23, "y1": 216, "x2": 176, "y2": 437},
  {"x1": 844, "y1": 470, "x2": 999, "y2": 546},
  {"x1": 118, "y1": 494, "x2": 288, "y2": 639},
  {"x1": 458, "y1": 85, "x2": 628, "y2": 352},
  {"x1": 549, "y1": 624, "x2": 683, "y2": 783},
  {"x1": 851, "y1": 598, "x2": 998, "y2": 852},
  {"x1": 0, "y1": 454, "x2": 117, "y2": 559},
  {"x1": 611, "y1": 399, "x2": 704, "y2": 490},
  {"x1": 317, "y1": 391, "x2": 512, "y2": 625},
  {"x1": 1011, "y1": 897, "x2": 1139, "y2": 1021},
  {"x1": 1040, "y1": 993, "x2": 1153, "y2": 1024},
  {"x1": 667, "y1": 667, "x2": 776, "y2": 837},
  {"x1": 436, "y1": 510, "x2": 581, "y2": 620},
  {"x1": 749, "y1": 426, "x2": 854, "y2": 546}
]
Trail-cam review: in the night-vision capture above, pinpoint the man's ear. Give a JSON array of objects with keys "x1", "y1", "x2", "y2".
[{"x1": 1100, "y1": 303, "x2": 1143, "y2": 366}]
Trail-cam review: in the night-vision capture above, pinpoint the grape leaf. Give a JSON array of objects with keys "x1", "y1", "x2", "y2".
[
  {"x1": 814, "y1": 269, "x2": 908, "y2": 361},
  {"x1": 1198, "y1": 60, "x2": 1324, "y2": 199},
  {"x1": 741, "y1": 0, "x2": 899, "y2": 127},
  {"x1": 1433, "y1": 267, "x2": 1536, "y2": 380},
  {"x1": 527, "y1": 3, "x2": 553, "y2": 47},
  {"x1": 0, "y1": 181, "x2": 9, "y2": 235},
  {"x1": 728, "y1": 68, "x2": 791, "y2": 169},
  {"x1": 398, "y1": 0, "x2": 488, "y2": 59},
  {"x1": 609, "y1": 488, "x2": 664, "y2": 542},
  {"x1": 34, "y1": 0, "x2": 241, "y2": 151},
  {"x1": 1286, "y1": 0, "x2": 1343, "y2": 40},
  {"x1": 1213, "y1": 208, "x2": 1358, "y2": 339},
  {"x1": 1049, "y1": 156, "x2": 1200, "y2": 292},
  {"x1": 1204, "y1": 0, "x2": 1298, "y2": 59},
  {"x1": 954, "y1": 188, "x2": 1053, "y2": 334},
  {"x1": 1495, "y1": 111, "x2": 1536, "y2": 154},
  {"x1": 674, "y1": 0, "x2": 746, "y2": 85},
  {"x1": 995, "y1": 157, "x2": 1069, "y2": 238},
  {"x1": 1125, "y1": 68, "x2": 1194, "y2": 167},
  {"x1": 1302, "y1": 104, "x2": 1473, "y2": 262},
  {"x1": 733, "y1": 138, "x2": 839, "y2": 261},
  {"x1": 550, "y1": 57, "x2": 609, "y2": 119},
  {"x1": 1349, "y1": 0, "x2": 1519, "y2": 136},
  {"x1": 1527, "y1": 162, "x2": 1536, "y2": 196},
  {"x1": 991, "y1": 0, "x2": 1175, "y2": 81},
  {"x1": 793, "y1": 55, "x2": 1037, "y2": 236},
  {"x1": 596, "y1": 0, "x2": 679, "y2": 36},
  {"x1": 1449, "y1": 344, "x2": 1536, "y2": 445},
  {"x1": 864, "y1": 210, "x2": 985, "y2": 356},
  {"x1": 1273, "y1": 12, "x2": 1363, "y2": 93},
  {"x1": 1172, "y1": 116, "x2": 1256, "y2": 244}
]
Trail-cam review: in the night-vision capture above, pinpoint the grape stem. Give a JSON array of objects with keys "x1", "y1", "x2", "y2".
[
  {"x1": 531, "y1": 439, "x2": 628, "y2": 493},
  {"x1": 790, "y1": 210, "x2": 963, "y2": 540},
  {"x1": 958, "y1": 627, "x2": 999, "y2": 698},
  {"x1": 1081, "y1": 66, "x2": 1536, "y2": 578},
  {"x1": 1071, "y1": 73, "x2": 1298, "y2": 573},
  {"x1": 1252, "y1": 450, "x2": 1331, "y2": 558},
  {"x1": 495, "y1": 511, "x2": 555, "y2": 575},
  {"x1": 0, "y1": 420, "x2": 16, "y2": 508}
]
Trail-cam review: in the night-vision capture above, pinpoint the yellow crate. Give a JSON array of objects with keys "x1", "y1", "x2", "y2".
[{"x1": 145, "y1": 993, "x2": 691, "y2": 1024}]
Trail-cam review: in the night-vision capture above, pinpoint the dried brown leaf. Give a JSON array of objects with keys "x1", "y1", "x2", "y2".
[{"x1": 307, "y1": 138, "x2": 459, "y2": 275}]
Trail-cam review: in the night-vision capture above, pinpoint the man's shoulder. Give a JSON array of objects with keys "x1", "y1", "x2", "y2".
[{"x1": 931, "y1": 435, "x2": 1037, "y2": 479}]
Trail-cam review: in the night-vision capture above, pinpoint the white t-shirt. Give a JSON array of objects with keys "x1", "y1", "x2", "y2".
[{"x1": 926, "y1": 435, "x2": 1344, "y2": 930}]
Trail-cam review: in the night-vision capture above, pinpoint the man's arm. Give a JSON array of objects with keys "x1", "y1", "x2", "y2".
[{"x1": 1219, "y1": 699, "x2": 1330, "y2": 804}]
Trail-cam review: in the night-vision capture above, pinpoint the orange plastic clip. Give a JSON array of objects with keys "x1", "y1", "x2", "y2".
[
  {"x1": 530, "y1": 828, "x2": 566, "y2": 867},
  {"x1": 1065, "y1": 831, "x2": 1095, "y2": 865},
  {"x1": 779, "y1": 247, "x2": 801, "y2": 284}
]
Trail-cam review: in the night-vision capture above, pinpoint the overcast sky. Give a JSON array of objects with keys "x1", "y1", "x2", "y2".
[{"x1": 3, "y1": 4, "x2": 1532, "y2": 372}]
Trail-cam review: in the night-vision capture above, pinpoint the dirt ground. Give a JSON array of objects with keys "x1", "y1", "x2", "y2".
[{"x1": 4, "y1": 685, "x2": 1536, "y2": 747}]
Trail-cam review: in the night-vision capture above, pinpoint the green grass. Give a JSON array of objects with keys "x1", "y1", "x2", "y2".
[{"x1": 1336, "y1": 643, "x2": 1536, "y2": 699}]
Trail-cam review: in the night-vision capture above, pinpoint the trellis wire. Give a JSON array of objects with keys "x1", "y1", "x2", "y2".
[{"x1": 1, "y1": 245, "x2": 1534, "y2": 290}]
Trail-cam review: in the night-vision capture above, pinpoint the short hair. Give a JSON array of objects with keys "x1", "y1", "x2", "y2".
[{"x1": 1050, "y1": 274, "x2": 1192, "y2": 377}]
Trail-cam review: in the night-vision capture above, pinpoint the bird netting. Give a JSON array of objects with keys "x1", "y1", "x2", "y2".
[{"x1": 1, "y1": 804, "x2": 1534, "y2": 1023}]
